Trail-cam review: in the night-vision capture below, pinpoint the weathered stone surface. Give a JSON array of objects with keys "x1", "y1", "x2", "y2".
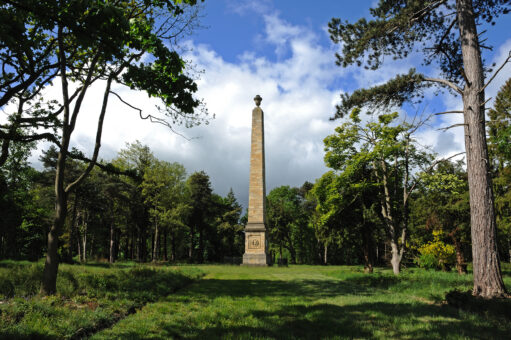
[{"x1": 243, "y1": 95, "x2": 270, "y2": 266}]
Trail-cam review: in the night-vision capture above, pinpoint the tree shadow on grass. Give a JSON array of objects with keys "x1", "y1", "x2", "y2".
[
  {"x1": 101, "y1": 277, "x2": 510, "y2": 339},
  {"x1": 183, "y1": 302, "x2": 508, "y2": 340},
  {"x1": 176, "y1": 277, "x2": 375, "y2": 302}
]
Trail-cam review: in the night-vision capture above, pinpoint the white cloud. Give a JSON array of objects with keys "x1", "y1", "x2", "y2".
[{"x1": 23, "y1": 13, "x2": 340, "y2": 209}]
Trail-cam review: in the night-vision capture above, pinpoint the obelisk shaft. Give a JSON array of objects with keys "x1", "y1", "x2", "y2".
[
  {"x1": 247, "y1": 105, "x2": 266, "y2": 227},
  {"x1": 243, "y1": 95, "x2": 270, "y2": 266}
]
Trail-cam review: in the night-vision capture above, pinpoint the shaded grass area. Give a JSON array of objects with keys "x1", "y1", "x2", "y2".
[
  {"x1": 0, "y1": 261, "x2": 203, "y2": 339},
  {"x1": 94, "y1": 264, "x2": 511, "y2": 340}
]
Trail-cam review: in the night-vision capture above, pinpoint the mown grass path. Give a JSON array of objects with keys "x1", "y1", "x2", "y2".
[{"x1": 93, "y1": 265, "x2": 511, "y2": 339}]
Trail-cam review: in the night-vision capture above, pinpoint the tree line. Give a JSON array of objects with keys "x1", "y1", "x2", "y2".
[
  {"x1": 265, "y1": 79, "x2": 510, "y2": 275},
  {"x1": 1, "y1": 141, "x2": 244, "y2": 264}
]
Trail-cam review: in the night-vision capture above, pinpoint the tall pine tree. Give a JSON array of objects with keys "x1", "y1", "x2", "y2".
[{"x1": 328, "y1": 0, "x2": 509, "y2": 298}]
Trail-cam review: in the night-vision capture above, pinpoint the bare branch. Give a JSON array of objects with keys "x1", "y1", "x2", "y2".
[
  {"x1": 424, "y1": 77, "x2": 463, "y2": 94},
  {"x1": 65, "y1": 75, "x2": 113, "y2": 193},
  {"x1": 437, "y1": 123, "x2": 467, "y2": 132},
  {"x1": 481, "y1": 97, "x2": 492, "y2": 107},
  {"x1": 110, "y1": 90, "x2": 192, "y2": 141},
  {"x1": 480, "y1": 50, "x2": 511, "y2": 93},
  {"x1": 434, "y1": 110, "x2": 464, "y2": 115}
]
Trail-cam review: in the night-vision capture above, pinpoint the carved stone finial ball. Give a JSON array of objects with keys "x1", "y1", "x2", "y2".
[{"x1": 254, "y1": 95, "x2": 262, "y2": 107}]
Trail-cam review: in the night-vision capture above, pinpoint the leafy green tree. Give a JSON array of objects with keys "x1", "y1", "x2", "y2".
[
  {"x1": 411, "y1": 160, "x2": 471, "y2": 273},
  {"x1": 141, "y1": 160, "x2": 187, "y2": 262},
  {"x1": 0, "y1": 139, "x2": 42, "y2": 259},
  {"x1": 216, "y1": 189, "x2": 244, "y2": 258},
  {"x1": 324, "y1": 110, "x2": 432, "y2": 274},
  {"x1": 4, "y1": 0, "x2": 208, "y2": 295},
  {"x1": 488, "y1": 78, "x2": 511, "y2": 170},
  {"x1": 187, "y1": 171, "x2": 214, "y2": 263},
  {"x1": 267, "y1": 186, "x2": 303, "y2": 263},
  {"x1": 328, "y1": 0, "x2": 509, "y2": 297},
  {"x1": 487, "y1": 78, "x2": 511, "y2": 263},
  {"x1": 114, "y1": 141, "x2": 155, "y2": 262}
]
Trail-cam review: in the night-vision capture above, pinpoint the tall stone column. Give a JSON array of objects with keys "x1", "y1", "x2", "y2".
[{"x1": 242, "y1": 95, "x2": 271, "y2": 266}]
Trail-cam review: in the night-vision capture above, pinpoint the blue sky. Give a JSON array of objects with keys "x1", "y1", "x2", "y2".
[{"x1": 25, "y1": 0, "x2": 511, "y2": 210}]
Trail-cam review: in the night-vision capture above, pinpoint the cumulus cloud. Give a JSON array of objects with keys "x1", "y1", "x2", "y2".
[
  {"x1": 23, "y1": 13, "x2": 341, "y2": 210},
  {"x1": 18, "y1": 7, "x2": 510, "y2": 211}
]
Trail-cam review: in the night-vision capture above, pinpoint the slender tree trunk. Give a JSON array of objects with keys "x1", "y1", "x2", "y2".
[
  {"x1": 390, "y1": 240, "x2": 401, "y2": 275},
  {"x1": 198, "y1": 227, "x2": 204, "y2": 263},
  {"x1": 286, "y1": 240, "x2": 297, "y2": 264},
  {"x1": 152, "y1": 219, "x2": 159, "y2": 262},
  {"x1": 323, "y1": 242, "x2": 328, "y2": 265},
  {"x1": 82, "y1": 215, "x2": 87, "y2": 262},
  {"x1": 171, "y1": 232, "x2": 176, "y2": 262},
  {"x1": 456, "y1": 0, "x2": 506, "y2": 297},
  {"x1": 362, "y1": 228, "x2": 373, "y2": 273},
  {"x1": 41, "y1": 188, "x2": 67, "y2": 294},
  {"x1": 67, "y1": 194, "x2": 78, "y2": 263},
  {"x1": 114, "y1": 228, "x2": 120, "y2": 261},
  {"x1": 163, "y1": 231, "x2": 168, "y2": 262},
  {"x1": 189, "y1": 225, "x2": 194, "y2": 262},
  {"x1": 109, "y1": 224, "x2": 114, "y2": 264},
  {"x1": 41, "y1": 38, "x2": 71, "y2": 293},
  {"x1": 453, "y1": 237, "x2": 467, "y2": 274},
  {"x1": 76, "y1": 213, "x2": 82, "y2": 262},
  {"x1": 89, "y1": 234, "x2": 94, "y2": 260},
  {"x1": 377, "y1": 159, "x2": 404, "y2": 275}
]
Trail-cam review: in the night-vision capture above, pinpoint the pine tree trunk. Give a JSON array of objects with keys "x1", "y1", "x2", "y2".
[{"x1": 456, "y1": 0, "x2": 506, "y2": 297}]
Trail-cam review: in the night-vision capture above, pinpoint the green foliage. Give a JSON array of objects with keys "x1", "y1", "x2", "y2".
[
  {"x1": 416, "y1": 230, "x2": 456, "y2": 271},
  {"x1": 488, "y1": 77, "x2": 511, "y2": 168},
  {"x1": 335, "y1": 69, "x2": 428, "y2": 118}
]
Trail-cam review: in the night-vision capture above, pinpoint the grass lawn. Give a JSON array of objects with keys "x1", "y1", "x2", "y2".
[
  {"x1": 0, "y1": 261, "x2": 203, "y2": 339},
  {"x1": 93, "y1": 264, "x2": 511, "y2": 339}
]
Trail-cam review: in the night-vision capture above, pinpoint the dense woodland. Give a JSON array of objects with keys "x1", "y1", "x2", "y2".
[
  {"x1": 0, "y1": 0, "x2": 510, "y2": 299},
  {"x1": 1, "y1": 77, "x2": 510, "y2": 271}
]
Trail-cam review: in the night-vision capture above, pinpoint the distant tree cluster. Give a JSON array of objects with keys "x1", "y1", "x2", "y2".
[{"x1": 0, "y1": 141, "x2": 244, "y2": 265}]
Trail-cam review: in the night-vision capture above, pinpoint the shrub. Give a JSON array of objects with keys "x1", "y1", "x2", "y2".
[{"x1": 416, "y1": 230, "x2": 455, "y2": 271}]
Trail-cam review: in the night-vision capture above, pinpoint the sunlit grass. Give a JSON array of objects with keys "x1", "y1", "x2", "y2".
[{"x1": 94, "y1": 264, "x2": 511, "y2": 339}]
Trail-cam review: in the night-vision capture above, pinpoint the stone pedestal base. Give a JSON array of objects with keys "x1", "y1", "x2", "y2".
[
  {"x1": 242, "y1": 225, "x2": 271, "y2": 266},
  {"x1": 242, "y1": 253, "x2": 271, "y2": 266}
]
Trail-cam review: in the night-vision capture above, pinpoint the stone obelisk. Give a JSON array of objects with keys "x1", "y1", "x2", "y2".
[{"x1": 242, "y1": 95, "x2": 271, "y2": 266}]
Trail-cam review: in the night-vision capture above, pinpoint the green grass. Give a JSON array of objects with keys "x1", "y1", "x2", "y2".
[
  {"x1": 1, "y1": 262, "x2": 510, "y2": 339},
  {"x1": 93, "y1": 264, "x2": 511, "y2": 340},
  {"x1": 0, "y1": 261, "x2": 203, "y2": 339}
]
